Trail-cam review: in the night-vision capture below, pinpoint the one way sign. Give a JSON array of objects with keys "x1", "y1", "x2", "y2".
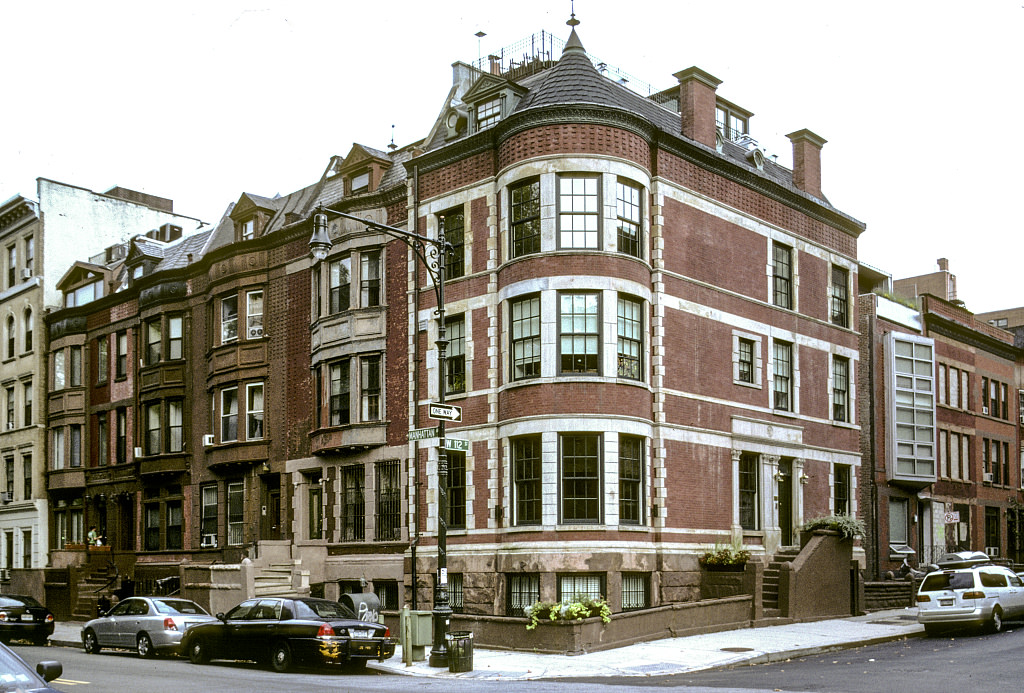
[{"x1": 428, "y1": 403, "x2": 462, "y2": 422}]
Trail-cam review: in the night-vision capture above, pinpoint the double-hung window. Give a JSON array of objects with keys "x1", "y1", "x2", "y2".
[
  {"x1": 329, "y1": 359, "x2": 350, "y2": 425},
  {"x1": 773, "y1": 340, "x2": 793, "y2": 412},
  {"x1": 476, "y1": 97, "x2": 501, "y2": 130},
  {"x1": 617, "y1": 296, "x2": 642, "y2": 380},
  {"x1": 360, "y1": 251, "x2": 381, "y2": 308},
  {"x1": 52, "y1": 428, "x2": 65, "y2": 470},
  {"x1": 737, "y1": 337, "x2": 755, "y2": 384},
  {"x1": 146, "y1": 319, "x2": 161, "y2": 364},
  {"x1": 167, "y1": 400, "x2": 183, "y2": 453},
  {"x1": 739, "y1": 452, "x2": 759, "y2": 530},
  {"x1": 834, "y1": 464, "x2": 851, "y2": 515},
  {"x1": 619, "y1": 436, "x2": 643, "y2": 525},
  {"x1": 772, "y1": 242, "x2": 793, "y2": 309},
  {"x1": 558, "y1": 175, "x2": 599, "y2": 249},
  {"x1": 560, "y1": 293, "x2": 599, "y2": 374},
  {"x1": 22, "y1": 381, "x2": 30, "y2": 427},
  {"x1": 221, "y1": 387, "x2": 238, "y2": 442},
  {"x1": 448, "y1": 451, "x2": 466, "y2": 530},
  {"x1": 69, "y1": 425, "x2": 82, "y2": 467},
  {"x1": 221, "y1": 296, "x2": 238, "y2": 343},
  {"x1": 53, "y1": 350, "x2": 65, "y2": 390},
  {"x1": 246, "y1": 291, "x2": 263, "y2": 339},
  {"x1": 560, "y1": 434, "x2": 600, "y2": 523},
  {"x1": 511, "y1": 295, "x2": 540, "y2": 380},
  {"x1": 361, "y1": 355, "x2": 381, "y2": 422},
  {"x1": 329, "y1": 257, "x2": 351, "y2": 313},
  {"x1": 830, "y1": 265, "x2": 849, "y2": 327},
  {"x1": 144, "y1": 403, "x2": 161, "y2": 455},
  {"x1": 341, "y1": 465, "x2": 365, "y2": 541},
  {"x1": 375, "y1": 460, "x2": 401, "y2": 541},
  {"x1": 246, "y1": 383, "x2": 264, "y2": 440},
  {"x1": 443, "y1": 209, "x2": 465, "y2": 280},
  {"x1": 69, "y1": 346, "x2": 82, "y2": 387},
  {"x1": 201, "y1": 486, "x2": 218, "y2": 546},
  {"x1": 227, "y1": 481, "x2": 244, "y2": 546},
  {"x1": 510, "y1": 178, "x2": 541, "y2": 257},
  {"x1": 116, "y1": 331, "x2": 128, "y2": 378},
  {"x1": 168, "y1": 316, "x2": 183, "y2": 359},
  {"x1": 616, "y1": 179, "x2": 642, "y2": 257},
  {"x1": 512, "y1": 436, "x2": 542, "y2": 526},
  {"x1": 445, "y1": 315, "x2": 466, "y2": 395},
  {"x1": 23, "y1": 309, "x2": 32, "y2": 353},
  {"x1": 833, "y1": 355, "x2": 850, "y2": 422}
]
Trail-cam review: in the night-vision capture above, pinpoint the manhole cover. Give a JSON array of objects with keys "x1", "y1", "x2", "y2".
[{"x1": 720, "y1": 647, "x2": 755, "y2": 653}]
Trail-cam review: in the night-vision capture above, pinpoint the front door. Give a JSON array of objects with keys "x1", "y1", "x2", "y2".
[
  {"x1": 778, "y1": 458, "x2": 793, "y2": 546},
  {"x1": 261, "y1": 477, "x2": 281, "y2": 540}
]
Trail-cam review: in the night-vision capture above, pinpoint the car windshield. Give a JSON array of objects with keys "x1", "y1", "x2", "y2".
[
  {"x1": 0, "y1": 596, "x2": 40, "y2": 608},
  {"x1": 295, "y1": 600, "x2": 354, "y2": 620},
  {"x1": 921, "y1": 571, "x2": 976, "y2": 592},
  {"x1": 153, "y1": 599, "x2": 208, "y2": 615},
  {"x1": 0, "y1": 646, "x2": 44, "y2": 691}
]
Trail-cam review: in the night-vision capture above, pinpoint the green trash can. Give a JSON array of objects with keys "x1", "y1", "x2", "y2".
[{"x1": 446, "y1": 630, "x2": 473, "y2": 673}]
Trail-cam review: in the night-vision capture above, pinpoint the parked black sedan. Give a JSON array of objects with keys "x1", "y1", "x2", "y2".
[
  {"x1": 0, "y1": 595, "x2": 54, "y2": 646},
  {"x1": 182, "y1": 597, "x2": 395, "y2": 672}
]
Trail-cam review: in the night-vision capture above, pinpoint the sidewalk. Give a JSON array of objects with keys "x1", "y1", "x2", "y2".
[{"x1": 47, "y1": 608, "x2": 924, "y2": 680}]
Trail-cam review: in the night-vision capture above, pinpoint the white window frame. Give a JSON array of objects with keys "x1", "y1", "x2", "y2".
[
  {"x1": 246, "y1": 290, "x2": 263, "y2": 339},
  {"x1": 221, "y1": 295, "x2": 238, "y2": 343},
  {"x1": 732, "y1": 331, "x2": 762, "y2": 387},
  {"x1": 557, "y1": 175, "x2": 600, "y2": 250},
  {"x1": 246, "y1": 383, "x2": 264, "y2": 440},
  {"x1": 221, "y1": 387, "x2": 239, "y2": 442}
]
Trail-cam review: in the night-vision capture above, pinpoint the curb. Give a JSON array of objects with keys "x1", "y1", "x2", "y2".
[{"x1": 724, "y1": 630, "x2": 925, "y2": 670}]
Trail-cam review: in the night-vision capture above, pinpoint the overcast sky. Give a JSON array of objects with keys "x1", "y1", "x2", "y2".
[{"x1": 3, "y1": 1, "x2": 1021, "y2": 312}]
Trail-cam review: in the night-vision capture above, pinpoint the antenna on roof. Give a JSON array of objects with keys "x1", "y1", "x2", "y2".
[{"x1": 388, "y1": 124, "x2": 396, "y2": 151}]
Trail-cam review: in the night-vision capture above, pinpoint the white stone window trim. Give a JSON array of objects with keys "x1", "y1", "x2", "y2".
[{"x1": 732, "y1": 330, "x2": 763, "y2": 389}]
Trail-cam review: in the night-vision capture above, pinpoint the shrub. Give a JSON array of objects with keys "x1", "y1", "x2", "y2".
[
  {"x1": 697, "y1": 544, "x2": 751, "y2": 568},
  {"x1": 801, "y1": 514, "x2": 866, "y2": 541},
  {"x1": 525, "y1": 597, "x2": 612, "y2": 630}
]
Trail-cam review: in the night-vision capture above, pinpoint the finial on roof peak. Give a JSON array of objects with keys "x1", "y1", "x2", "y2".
[{"x1": 563, "y1": 2, "x2": 584, "y2": 55}]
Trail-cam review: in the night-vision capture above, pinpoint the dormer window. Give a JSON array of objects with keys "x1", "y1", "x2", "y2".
[
  {"x1": 476, "y1": 97, "x2": 501, "y2": 131},
  {"x1": 715, "y1": 99, "x2": 751, "y2": 143},
  {"x1": 241, "y1": 219, "x2": 255, "y2": 241},
  {"x1": 64, "y1": 278, "x2": 104, "y2": 308},
  {"x1": 132, "y1": 265, "x2": 144, "y2": 280},
  {"x1": 350, "y1": 171, "x2": 370, "y2": 195}
]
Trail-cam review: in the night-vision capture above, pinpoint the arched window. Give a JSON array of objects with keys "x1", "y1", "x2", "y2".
[
  {"x1": 23, "y1": 308, "x2": 32, "y2": 353},
  {"x1": 5, "y1": 316, "x2": 13, "y2": 359}
]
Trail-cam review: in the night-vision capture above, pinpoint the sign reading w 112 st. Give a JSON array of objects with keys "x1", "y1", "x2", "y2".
[{"x1": 428, "y1": 403, "x2": 462, "y2": 422}]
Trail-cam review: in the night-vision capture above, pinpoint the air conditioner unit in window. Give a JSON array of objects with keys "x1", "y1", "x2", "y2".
[
  {"x1": 5, "y1": 422, "x2": 13, "y2": 430},
  {"x1": 1019, "y1": 413, "x2": 1024, "y2": 426},
  {"x1": 247, "y1": 326, "x2": 264, "y2": 339},
  {"x1": 983, "y1": 406, "x2": 989, "y2": 415},
  {"x1": 133, "y1": 446, "x2": 143, "y2": 458},
  {"x1": 202, "y1": 434, "x2": 215, "y2": 447},
  {"x1": 986, "y1": 546, "x2": 1000, "y2": 557},
  {"x1": 200, "y1": 534, "x2": 217, "y2": 548},
  {"x1": 983, "y1": 472, "x2": 994, "y2": 483},
  {"x1": 20, "y1": 268, "x2": 31, "y2": 280}
]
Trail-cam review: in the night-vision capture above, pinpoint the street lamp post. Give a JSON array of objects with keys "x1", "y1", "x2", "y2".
[{"x1": 309, "y1": 206, "x2": 452, "y2": 667}]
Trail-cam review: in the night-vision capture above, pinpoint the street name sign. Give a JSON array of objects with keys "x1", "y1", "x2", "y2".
[
  {"x1": 407, "y1": 426, "x2": 438, "y2": 441},
  {"x1": 443, "y1": 438, "x2": 470, "y2": 452},
  {"x1": 428, "y1": 403, "x2": 462, "y2": 422}
]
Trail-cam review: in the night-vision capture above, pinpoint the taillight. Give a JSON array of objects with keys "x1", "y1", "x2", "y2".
[
  {"x1": 0, "y1": 612, "x2": 8, "y2": 622},
  {"x1": 963, "y1": 590, "x2": 986, "y2": 600},
  {"x1": 317, "y1": 623, "x2": 335, "y2": 637},
  {"x1": 164, "y1": 618, "x2": 178, "y2": 631},
  {"x1": 916, "y1": 594, "x2": 931, "y2": 603},
  {"x1": 383, "y1": 626, "x2": 390, "y2": 637},
  {"x1": 45, "y1": 614, "x2": 54, "y2": 623}
]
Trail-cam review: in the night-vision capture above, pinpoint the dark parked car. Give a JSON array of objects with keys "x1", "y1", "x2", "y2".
[
  {"x1": 182, "y1": 597, "x2": 395, "y2": 672},
  {"x1": 82, "y1": 596, "x2": 217, "y2": 657},
  {"x1": 0, "y1": 595, "x2": 54, "y2": 646},
  {"x1": 0, "y1": 640, "x2": 62, "y2": 692}
]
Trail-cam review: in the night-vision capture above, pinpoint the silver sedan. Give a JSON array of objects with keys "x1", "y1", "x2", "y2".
[{"x1": 82, "y1": 596, "x2": 217, "y2": 657}]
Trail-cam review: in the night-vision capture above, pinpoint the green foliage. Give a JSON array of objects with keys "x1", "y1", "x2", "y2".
[
  {"x1": 801, "y1": 514, "x2": 866, "y2": 541},
  {"x1": 697, "y1": 543, "x2": 751, "y2": 568},
  {"x1": 525, "y1": 597, "x2": 612, "y2": 630}
]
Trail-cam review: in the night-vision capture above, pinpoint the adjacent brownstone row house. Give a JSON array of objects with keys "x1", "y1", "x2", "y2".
[{"x1": 42, "y1": 24, "x2": 870, "y2": 613}]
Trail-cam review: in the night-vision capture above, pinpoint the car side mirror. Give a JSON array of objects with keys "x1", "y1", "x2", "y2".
[
  {"x1": 216, "y1": 613, "x2": 226, "y2": 622},
  {"x1": 37, "y1": 661, "x2": 62, "y2": 683}
]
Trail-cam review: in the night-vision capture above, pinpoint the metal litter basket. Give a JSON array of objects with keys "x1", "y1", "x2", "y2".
[{"x1": 446, "y1": 630, "x2": 473, "y2": 673}]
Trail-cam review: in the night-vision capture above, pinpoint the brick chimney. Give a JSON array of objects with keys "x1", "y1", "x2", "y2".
[
  {"x1": 786, "y1": 129, "x2": 827, "y2": 198},
  {"x1": 674, "y1": 67, "x2": 722, "y2": 149}
]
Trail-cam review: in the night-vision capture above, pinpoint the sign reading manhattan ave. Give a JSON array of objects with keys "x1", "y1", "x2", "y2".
[
  {"x1": 407, "y1": 426, "x2": 438, "y2": 441},
  {"x1": 428, "y1": 403, "x2": 462, "y2": 422}
]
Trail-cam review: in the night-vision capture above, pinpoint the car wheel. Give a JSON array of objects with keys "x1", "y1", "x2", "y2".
[
  {"x1": 270, "y1": 640, "x2": 292, "y2": 673},
  {"x1": 137, "y1": 632, "x2": 156, "y2": 658},
  {"x1": 83, "y1": 629, "x2": 101, "y2": 654},
  {"x1": 989, "y1": 606, "x2": 1004, "y2": 633},
  {"x1": 32, "y1": 635, "x2": 49, "y2": 647},
  {"x1": 188, "y1": 637, "x2": 209, "y2": 665},
  {"x1": 923, "y1": 624, "x2": 944, "y2": 637}
]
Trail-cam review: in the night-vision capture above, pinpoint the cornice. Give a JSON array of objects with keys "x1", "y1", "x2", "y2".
[
  {"x1": 139, "y1": 279, "x2": 189, "y2": 310},
  {"x1": 924, "y1": 313, "x2": 1021, "y2": 362}
]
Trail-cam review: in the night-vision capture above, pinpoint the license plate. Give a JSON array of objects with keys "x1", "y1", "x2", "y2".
[
  {"x1": 940, "y1": 599, "x2": 954, "y2": 606},
  {"x1": 349, "y1": 629, "x2": 371, "y2": 638},
  {"x1": 351, "y1": 641, "x2": 376, "y2": 654},
  {"x1": 20, "y1": 614, "x2": 32, "y2": 622}
]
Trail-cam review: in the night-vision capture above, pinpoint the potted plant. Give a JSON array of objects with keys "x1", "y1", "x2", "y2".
[
  {"x1": 800, "y1": 514, "x2": 865, "y2": 544},
  {"x1": 525, "y1": 597, "x2": 612, "y2": 630},
  {"x1": 698, "y1": 541, "x2": 751, "y2": 572}
]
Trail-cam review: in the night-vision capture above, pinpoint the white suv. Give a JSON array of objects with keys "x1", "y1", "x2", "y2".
[{"x1": 917, "y1": 563, "x2": 1024, "y2": 634}]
